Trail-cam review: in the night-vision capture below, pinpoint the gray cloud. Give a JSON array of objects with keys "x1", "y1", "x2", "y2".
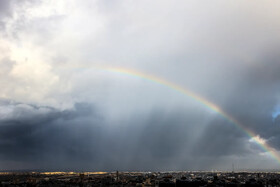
[
  {"x1": 0, "y1": 100, "x2": 277, "y2": 171},
  {"x1": 0, "y1": 0, "x2": 13, "y2": 28},
  {"x1": 1, "y1": 0, "x2": 280, "y2": 171},
  {"x1": 0, "y1": 0, "x2": 36, "y2": 30}
]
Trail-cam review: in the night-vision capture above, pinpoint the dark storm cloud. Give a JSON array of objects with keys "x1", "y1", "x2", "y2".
[
  {"x1": 0, "y1": 101, "x2": 105, "y2": 170},
  {"x1": 0, "y1": 97, "x2": 279, "y2": 171},
  {"x1": 0, "y1": 100, "x2": 219, "y2": 171}
]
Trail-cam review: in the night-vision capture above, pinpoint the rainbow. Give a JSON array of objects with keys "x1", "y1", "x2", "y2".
[{"x1": 102, "y1": 67, "x2": 280, "y2": 164}]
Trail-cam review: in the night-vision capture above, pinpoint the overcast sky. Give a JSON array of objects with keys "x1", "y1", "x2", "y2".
[{"x1": 1, "y1": 0, "x2": 280, "y2": 171}]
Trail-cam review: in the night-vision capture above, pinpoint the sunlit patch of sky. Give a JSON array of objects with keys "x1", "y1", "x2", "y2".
[{"x1": 272, "y1": 105, "x2": 280, "y2": 121}]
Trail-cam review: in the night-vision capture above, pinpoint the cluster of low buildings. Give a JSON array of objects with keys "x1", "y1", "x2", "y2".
[{"x1": 0, "y1": 171, "x2": 280, "y2": 186}]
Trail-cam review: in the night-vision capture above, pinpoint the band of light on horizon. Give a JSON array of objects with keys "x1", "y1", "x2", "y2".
[{"x1": 100, "y1": 67, "x2": 280, "y2": 164}]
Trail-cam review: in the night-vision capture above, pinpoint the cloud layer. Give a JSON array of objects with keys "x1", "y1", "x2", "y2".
[{"x1": 1, "y1": 0, "x2": 280, "y2": 171}]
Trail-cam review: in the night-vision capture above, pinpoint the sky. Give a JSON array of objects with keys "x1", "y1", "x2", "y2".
[{"x1": 1, "y1": 0, "x2": 280, "y2": 171}]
